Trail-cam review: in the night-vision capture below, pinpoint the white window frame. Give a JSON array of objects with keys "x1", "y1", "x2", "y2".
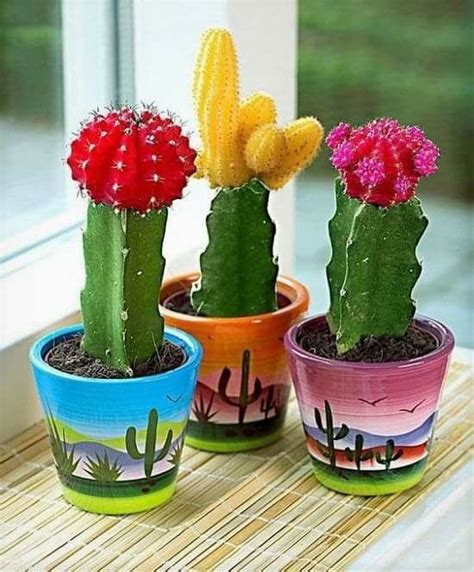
[{"x1": 0, "y1": 0, "x2": 297, "y2": 442}]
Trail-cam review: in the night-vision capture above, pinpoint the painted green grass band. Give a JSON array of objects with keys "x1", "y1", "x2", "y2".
[
  {"x1": 310, "y1": 457, "x2": 427, "y2": 496},
  {"x1": 61, "y1": 482, "x2": 176, "y2": 515},
  {"x1": 59, "y1": 466, "x2": 178, "y2": 498},
  {"x1": 185, "y1": 430, "x2": 282, "y2": 453}
]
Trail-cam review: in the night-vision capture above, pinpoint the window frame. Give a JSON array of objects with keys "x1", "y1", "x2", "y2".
[{"x1": 0, "y1": 0, "x2": 297, "y2": 442}]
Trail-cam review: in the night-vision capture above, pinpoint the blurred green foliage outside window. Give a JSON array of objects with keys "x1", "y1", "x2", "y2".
[
  {"x1": 0, "y1": 0, "x2": 63, "y2": 124},
  {"x1": 298, "y1": 0, "x2": 472, "y2": 201}
]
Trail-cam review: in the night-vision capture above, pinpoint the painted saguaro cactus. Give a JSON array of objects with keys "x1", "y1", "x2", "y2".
[
  {"x1": 218, "y1": 350, "x2": 262, "y2": 425},
  {"x1": 125, "y1": 408, "x2": 174, "y2": 478},
  {"x1": 345, "y1": 434, "x2": 373, "y2": 471},
  {"x1": 326, "y1": 119, "x2": 439, "y2": 352},
  {"x1": 191, "y1": 28, "x2": 324, "y2": 317},
  {"x1": 376, "y1": 439, "x2": 404, "y2": 470},
  {"x1": 68, "y1": 105, "x2": 196, "y2": 374},
  {"x1": 314, "y1": 400, "x2": 349, "y2": 468}
]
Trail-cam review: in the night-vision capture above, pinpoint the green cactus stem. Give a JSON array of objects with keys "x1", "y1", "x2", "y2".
[
  {"x1": 81, "y1": 203, "x2": 167, "y2": 375},
  {"x1": 125, "y1": 408, "x2": 173, "y2": 478},
  {"x1": 344, "y1": 434, "x2": 373, "y2": 471},
  {"x1": 191, "y1": 179, "x2": 278, "y2": 317},
  {"x1": 314, "y1": 400, "x2": 349, "y2": 469},
  {"x1": 327, "y1": 180, "x2": 428, "y2": 353},
  {"x1": 375, "y1": 439, "x2": 403, "y2": 470},
  {"x1": 218, "y1": 350, "x2": 262, "y2": 425}
]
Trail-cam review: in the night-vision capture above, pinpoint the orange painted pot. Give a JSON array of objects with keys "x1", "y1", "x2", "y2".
[{"x1": 160, "y1": 273, "x2": 310, "y2": 452}]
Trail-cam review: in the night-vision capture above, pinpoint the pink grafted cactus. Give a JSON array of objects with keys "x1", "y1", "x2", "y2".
[{"x1": 326, "y1": 118, "x2": 439, "y2": 207}]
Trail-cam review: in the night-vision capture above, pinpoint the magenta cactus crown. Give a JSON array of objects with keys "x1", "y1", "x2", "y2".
[{"x1": 326, "y1": 118, "x2": 439, "y2": 207}]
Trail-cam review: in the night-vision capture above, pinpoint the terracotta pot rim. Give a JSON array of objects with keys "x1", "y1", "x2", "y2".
[
  {"x1": 284, "y1": 313, "x2": 455, "y2": 370},
  {"x1": 160, "y1": 272, "x2": 309, "y2": 325}
]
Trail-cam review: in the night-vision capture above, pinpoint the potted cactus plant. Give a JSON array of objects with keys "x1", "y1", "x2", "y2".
[
  {"x1": 285, "y1": 118, "x2": 455, "y2": 495},
  {"x1": 29, "y1": 104, "x2": 203, "y2": 514},
  {"x1": 160, "y1": 28, "x2": 323, "y2": 452}
]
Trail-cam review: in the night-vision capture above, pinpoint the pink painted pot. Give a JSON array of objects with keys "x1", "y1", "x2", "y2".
[{"x1": 284, "y1": 314, "x2": 454, "y2": 496}]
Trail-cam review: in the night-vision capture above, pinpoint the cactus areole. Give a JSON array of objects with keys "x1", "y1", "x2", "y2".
[
  {"x1": 67, "y1": 105, "x2": 196, "y2": 375},
  {"x1": 325, "y1": 118, "x2": 439, "y2": 354},
  {"x1": 190, "y1": 28, "x2": 324, "y2": 317}
]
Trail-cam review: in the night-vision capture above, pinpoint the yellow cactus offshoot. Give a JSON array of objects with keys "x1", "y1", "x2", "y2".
[
  {"x1": 245, "y1": 124, "x2": 286, "y2": 174},
  {"x1": 193, "y1": 28, "x2": 323, "y2": 189},
  {"x1": 239, "y1": 93, "x2": 278, "y2": 143}
]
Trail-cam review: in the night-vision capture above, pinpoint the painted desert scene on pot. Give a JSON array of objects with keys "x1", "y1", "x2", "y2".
[
  {"x1": 293, "y1": 343, "x2": 451, "y2": 495},
  {"x1": 36, "y1": 363, "x2": 193, "y2": 511},
  {"x1": 189, "y1": 348, "x2": 291, "y2": 445}
]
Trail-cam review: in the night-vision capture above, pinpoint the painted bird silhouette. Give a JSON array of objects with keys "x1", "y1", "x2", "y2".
[
  {"x1": 358, "y1": 397, "x2": 387, "y2": 407},
  {"x1": 166, "y1": 393, "x2": 184, "y2": 403},
  {"x1": 399, "y1": 399, "x2": 426, "y2": 413}
]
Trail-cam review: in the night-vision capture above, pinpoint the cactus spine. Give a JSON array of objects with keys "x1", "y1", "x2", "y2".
[
  {"x1": 81, "y1": 205, "x2": 167, "y2": 375},
  {"x1": 314, "y1": 400, "x2": 349, "y2": 468},
  {"x1": 191, "y1": 29, "x2": 322, "y2": 317},
  {"x1": 344, "y1": 434, "x2": 373, "y2": 471},
  {"x1": 375, "y1": 439, "x2": 403, "y2": 470},
  {"x1": 125, "y1": 408, "x2": 173, "y2": 478},
  {"x1": 218, "y1": 350, "x2": 262, "y2": 425},
  {"x1": 327, "y1": 180, "x2": 428, "y2": 353}
]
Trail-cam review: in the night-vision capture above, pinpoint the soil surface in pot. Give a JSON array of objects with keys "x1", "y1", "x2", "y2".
[
  {"x1": 163, "y1": 289, "x2": 291, "y2": 317},
  {"x1": 297, "y1": 321, "x2": 438, "y2": 363},
  {"x1": 46, "y1": 335, "x2": 185, "y2": 379}
]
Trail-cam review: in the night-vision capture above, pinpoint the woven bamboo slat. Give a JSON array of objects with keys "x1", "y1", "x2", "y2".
[{"x1": 1, "y1": 358, "x2": 472, "y2": 571}]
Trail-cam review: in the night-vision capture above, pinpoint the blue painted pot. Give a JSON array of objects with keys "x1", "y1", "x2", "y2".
[{"x1": 30, "y1": 324, "x2": 202, "y2": 515}]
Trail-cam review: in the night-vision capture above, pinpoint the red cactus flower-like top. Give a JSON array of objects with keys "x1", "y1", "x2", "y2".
[
  {"x1": 326, "y1": 118, "x2": 439, "y2": 207},
  {"x1": 67, "y1": 105, "x2": 197, "y2": 212}
]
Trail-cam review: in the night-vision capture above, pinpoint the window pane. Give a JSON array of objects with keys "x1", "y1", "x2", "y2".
[
  {"x1": 1, "y1": 0, "x2": 66, "y2": 245},
  {"x1": 297, "y1": 0, "x2": 473, "y2": 347}
]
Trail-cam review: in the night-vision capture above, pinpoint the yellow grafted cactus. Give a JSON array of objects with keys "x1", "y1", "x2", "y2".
[
  {"x1": 204, "y1": 95, "x2": 251, "y2": 187},
  {"x1": 193, "y1": 28, "x2": 323, "y2": 189},
  {"x1": 193, "y1": 29, "x2": 250, "y2": 187},
  {"x1": 245, "y1": 124, "x2": 286, "y2": 174},
  {"x1": 239, "y1": 93, "x2": 277, "y2": 143},
  {"x1": 262, "y1": 117, "x2": 325, "y2": 189}
]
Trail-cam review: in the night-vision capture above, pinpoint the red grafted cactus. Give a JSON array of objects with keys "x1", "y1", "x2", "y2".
[
  {"x1": 67, "y1": 104, "x2": 196, "y2": 374},
  {"x1": 68, "y1": 105, "x2": 197, "y2": 212},
  {"x1": 327, "y1": 118, "x2": 439, "y2": 207}
]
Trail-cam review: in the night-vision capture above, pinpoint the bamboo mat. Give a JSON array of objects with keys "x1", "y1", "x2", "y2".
[{"x1": 1, "y1": 357, "x2": 472, "y2": 571}]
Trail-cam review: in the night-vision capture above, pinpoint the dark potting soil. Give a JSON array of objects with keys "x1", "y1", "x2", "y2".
[
  {"x1": 45, "y1": 335, "x2": 185, "y2": 379},
  {"x1": 163, "y1": 289, "x2": 291, "y2": 317},
  {"x1": 296, "y1": 321, "x2": 438, "y2": 363}
]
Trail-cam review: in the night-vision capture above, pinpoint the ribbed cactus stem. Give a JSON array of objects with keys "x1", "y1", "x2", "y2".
[
  {"x1": 191, "y1": 179, "x2": 278, "y2": 317},
  {"x1": 81, "y1": 203, "x2": 167, "y2": 375},
  {"x1": 327, "y1": 180, "x2": 428, "y2": 353}
]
